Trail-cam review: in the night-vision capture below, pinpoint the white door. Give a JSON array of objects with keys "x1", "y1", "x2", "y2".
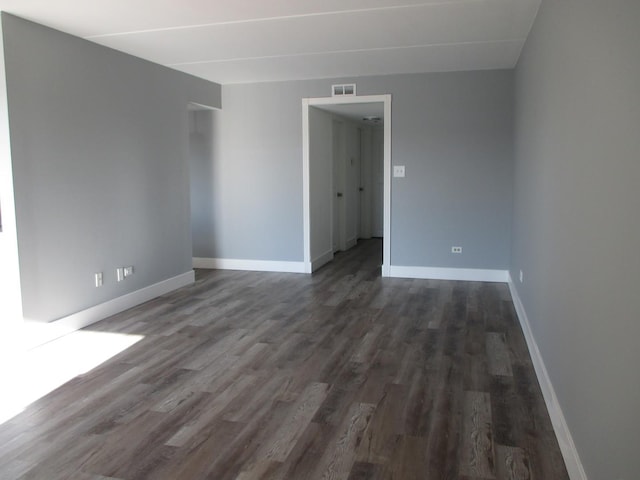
[
  {"x1": 371, "y1": 126, "x2": 384, "y2": 237},
  {"x1": 355, "y1": 127, "x2": 362, "y2": 241},
  {"x1": 332, "y1": 120, "x2": 345, "y2": 252}
]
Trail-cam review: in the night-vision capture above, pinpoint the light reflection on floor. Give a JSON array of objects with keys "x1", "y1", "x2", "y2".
[{"x1": 0, "y1": 328, "x2": 143, "y2": 424}]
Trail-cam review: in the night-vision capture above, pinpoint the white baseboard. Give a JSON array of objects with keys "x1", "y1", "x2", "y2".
[
  {"x1": 193, "y1": 257, "x2": 306, "y2": 274},
  {"x1": 508, "y1": 275, "x2": 587, "y2": 480},
  {"x1": 55, "y1": 271, "x2": 195, "y2": 331},
  {"x1": 345, "y1": 237, "x2": 357, "y2": 250},
  {"x1": 389, "y1": 265, "x2": 509, "y2": 282},
  {"x1": 311, "y1": 249, "x2": 334, "y2": 272},
  {"x1": 18, "y1": 271, "x2": 195, "y2": 350}
]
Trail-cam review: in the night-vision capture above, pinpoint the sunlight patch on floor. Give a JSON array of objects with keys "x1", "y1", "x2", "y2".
[{"x1": 0, "y1": 329, "x2": 143, "y2": 425}]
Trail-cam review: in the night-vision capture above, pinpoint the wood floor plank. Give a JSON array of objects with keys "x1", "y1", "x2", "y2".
[
  {"x1": 277, "y1": 421, "x2": 335, "y2": 479},
  {"x1": 0, "y1": 239, "x2": 569, "y2": 480},
  {"x1": 311, "y1": 402, "x2": 376, "y2": 480},
  {"x1": 495, "y1": 445, "x2": 532, "y2": 480},
  {"x1": 255, "y1": 382, "x2": 329, "y2": 462},
  {"x1": 385, "y1": 434, "x2": 429, "y2": 480},
  {"x1": 460, "y1": 391, "x2": 496, "y2": 479},
  {"x1": 355, "y1": 383, "x2": 405, "y2": 465},
  {"x1": 165, "y1": 374, "x2": 257, "y2": 447},
  {"x1": 486, "y1": 332, "x2": 514, "y2": 377}
]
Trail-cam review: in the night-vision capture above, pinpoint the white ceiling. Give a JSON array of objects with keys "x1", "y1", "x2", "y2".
[{"x1": 0, "y1": 0, "x2": 541, "y2": 85}]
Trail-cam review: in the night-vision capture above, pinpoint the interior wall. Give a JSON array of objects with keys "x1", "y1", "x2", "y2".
[
  {"x1": 511, "y1": 1, "x2": 640, "y2": 479},
  {"x1": 359, "y1": 127, "x2": 373, "y2": 239},
  {"x1": 2, "y1": 13, "x2": 221, "y2": 322},
  {"x1": 308, "y1": 107, "x2": 333, "y2": 263},
  {"x1": 371, "y1": 126, "x2": 385, "y2": 238},
  {"x1": 211, "y1": 70, "x2": 513, "y2": 269},
  {"x1": 0, "y1": 18, "x2": 22, "y2": 323},
  {"x1": 189, "y1": 109, "x2": 216, "y2": 258},
  {"x1": 343, "y1": 121, "x2": 360, "y2": 248}
]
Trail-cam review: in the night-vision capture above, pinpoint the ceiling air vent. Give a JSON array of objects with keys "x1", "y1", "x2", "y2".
[{"x1": 332, "y1": 84, "x2": 356, "y2": 97}]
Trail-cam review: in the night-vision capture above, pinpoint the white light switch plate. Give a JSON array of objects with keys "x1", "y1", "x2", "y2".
[{"x1": 393, "y1": 165, "x2": 405, "y2": 177}]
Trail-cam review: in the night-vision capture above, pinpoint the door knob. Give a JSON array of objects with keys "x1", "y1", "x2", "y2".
[{"x1": 337, "y1": 192, "x2": 343, "y2": 197}]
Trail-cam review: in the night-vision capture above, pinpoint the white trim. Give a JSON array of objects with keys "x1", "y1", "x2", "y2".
[
  {"x1": 382, "y1": 96, "x2": 392, "y2": 277},
  {"x1": 508, "y1": 276, "x2": 587, "y2": 480},
  {"x1": 311, "y1": 249, "x2": 334, "y2": 272},
  {"x1": 302, "y1": 94, "x2": 392, "y2": 275},
  {"x1": 302, "y1": 98, "x2": 311, "y2": 268},
  {"x1": 55, "y1": 271, "x2": 195, "y2": 331},
  {"x1": 389, "y1": 266, "x2": 509, "y2": 282},
  {"x1": 187, "y1": 101, "x2": 221, "y2": 111},
  {"x1": 305, "y1": 95, "x2": 388, "y2": 107},
  {"x1": 193, "y1": 257, "x2": 306, "y2": 274},
  {"x1": 19, "y1": 271, "x2": 196, "y2": 349}
]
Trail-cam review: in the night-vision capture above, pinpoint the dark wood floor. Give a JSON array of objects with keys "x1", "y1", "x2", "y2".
[{"x1": 0, "y1": 239, "x2": 569, "y2": 479}]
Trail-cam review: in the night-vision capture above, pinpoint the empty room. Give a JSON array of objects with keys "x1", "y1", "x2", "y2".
[{"x1": 0, "y1": 1, "x2": 637, "y2": 479}]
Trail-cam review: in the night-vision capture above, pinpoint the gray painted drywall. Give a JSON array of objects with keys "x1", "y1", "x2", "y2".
[
  {"x1": 371, "y1": 127, "x2": 385, "y2": 238},
  {"x1": 198, "y1": 70, "x2": 512, "y2": 268},
  {"x1": 0, "y1": 17, "x2": 22, "y2": 322},
  {"x1": 359, "y1": 127, "x2": 373, "y2": 239},
  {"x1": 511, "y1": 1, "x2": 640, "y2": 478},
  {"x1": 189, "y1": 109, "x2": 217, "y2": 258},
  {"x1": 2, "y1": 13, "x2": 221, "y2": 322},
  {"x1": 343, "y1": 120, "x2": 359, "y2": 247},
  {"x1": 308, "y1": 107, "x2": 333, "y2": 263}
]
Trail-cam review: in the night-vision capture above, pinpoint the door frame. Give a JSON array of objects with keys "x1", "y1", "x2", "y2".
[{"x1": 302, "y1": 94, "x2": 391, "y2": 276}]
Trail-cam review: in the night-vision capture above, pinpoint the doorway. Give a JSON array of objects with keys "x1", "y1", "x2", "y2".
[
  {"x1": 187, "y1": 102, "x2": 219, "y2": 264},
  {"x1": 302, "y1": 94, "x2": 391, "y2": 275}
]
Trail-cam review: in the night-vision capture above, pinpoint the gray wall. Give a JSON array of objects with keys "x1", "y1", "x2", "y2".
[
  {"x1": 511, "y1": 1, "x2": 640, "y2": 479},
  {"x1": 2, "y1": 14, "x2": 221, "y2": 322},
  {"x1": 0, "y1": 16, "x2": 22, "y2": 322},
  {"x1": 189, "y1": 109, "x2": 217, "y2": 258},
  {"x1": 371, "y1": 127, "x2": 385, "y2": 238},
  {"x1": 195, "y1": 70, "x2": 513, "y2": 269},
  {"x1": 308, "y1": 107, "x2": 333, "y2": 263}
]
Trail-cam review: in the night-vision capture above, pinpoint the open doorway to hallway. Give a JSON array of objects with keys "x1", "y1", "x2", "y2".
[
  {"x1": 187, "y1": 103, "x2": 218, "y2": 264},
  {"x1": 329, "y1": 115, "x2": 384, "y2": 252},
  {"x1": 302, "y1": 95, "x2": 391, "y2": 276}
]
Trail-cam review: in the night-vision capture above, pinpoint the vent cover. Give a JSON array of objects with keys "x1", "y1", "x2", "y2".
[{"x1": 332, "y1": 84, "x2": 356, "y2": 97}]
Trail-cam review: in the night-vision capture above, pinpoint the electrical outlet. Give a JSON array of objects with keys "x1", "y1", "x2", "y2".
[
  {"x1": 95, "y1": 272, "x2": 103, "y2": 287},
  {"x1": 116, "y1": 267, "x2": 124, "y2": 282},
  {"x1": 124, "y1": 266, "x2": 134, "y2": 278},
  {"x1": 519, "y1": 270, "x2": 524, "y2": 283},
  {"x1": 451, "y1": 246, "x2": 462, "y2": 254},
  {"x1": 393, "y1": 165, "x2": 405, "y2": 177}
]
